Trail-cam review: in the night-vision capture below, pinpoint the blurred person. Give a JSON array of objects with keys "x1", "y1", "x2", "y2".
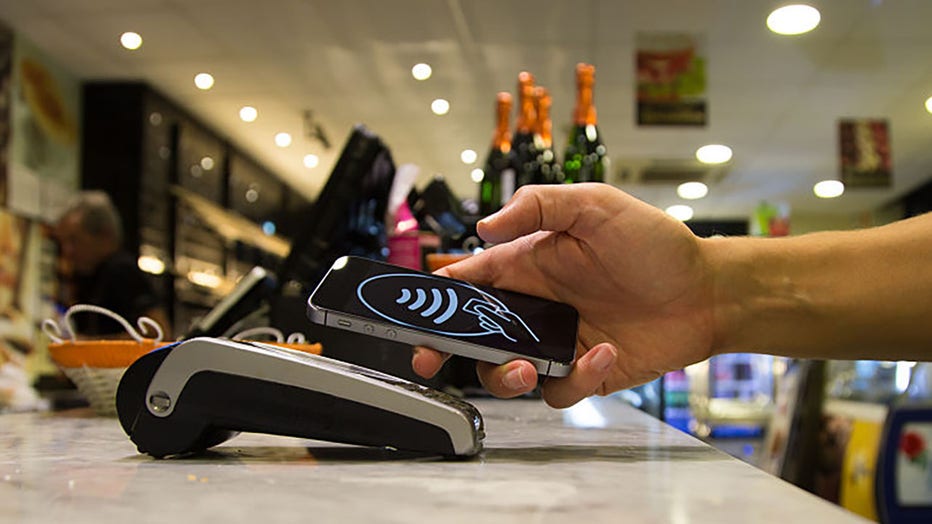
[
  {"x1": 55, "y1": 191, "x2": 170, "y2": 338},
  {"x1": 411, "y1": 183, "x2": 932, "y2": 408}
]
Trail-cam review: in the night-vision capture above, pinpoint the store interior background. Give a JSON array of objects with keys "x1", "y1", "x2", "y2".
[{"x1": 1, "y1": 1, "x2": 932, "y2": 521}]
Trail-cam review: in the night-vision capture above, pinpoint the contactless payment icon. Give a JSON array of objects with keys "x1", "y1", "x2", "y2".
[{"x1": 356, "y1": 273, "x2": 539, "y2": 343}]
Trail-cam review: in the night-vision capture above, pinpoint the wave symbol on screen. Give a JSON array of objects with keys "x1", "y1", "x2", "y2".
[{"x1": 395, "y1": 287, "x2": 459, "y2": 325}]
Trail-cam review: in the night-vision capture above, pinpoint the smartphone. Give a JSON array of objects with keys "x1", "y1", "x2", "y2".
[{"x1": 306, "y1": 256, "x2": 578, "y2": 377}]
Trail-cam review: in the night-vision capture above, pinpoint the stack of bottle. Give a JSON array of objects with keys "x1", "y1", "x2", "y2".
[{"x1": 478, "y1": 63, "x2": 608, "y2": 216}]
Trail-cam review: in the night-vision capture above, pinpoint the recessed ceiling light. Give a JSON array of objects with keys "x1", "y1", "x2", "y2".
[
  {"x1": 239, "y1": 106, "x2": 258, "y2": 122},
  {"x1": 461, "y1": 149, "x2": 477, "y2": 164},
  {"x1": 120, "y1": 32, "x2": 142, "y2": 50},
  {"x1": 431, "y1": 98, "x2": 450, "y2": 116},
  {"x1": 274, "y1": 132, "x2": 292, "y2": 147},
  {"x1": 666, "y1": 205, "x2": 694, "y2": 221},
  {"x1": 813, "y1": 180, "x2": 844, "y2": 198},
  {"x1": 696, "y1": 144, "x2": 733, "y2": 164},
  {"x1": 303, "y1": 154, "x2": 319, "y2": 168},
  {"x1": 767, "y1": 4, "x2": 821, "y2": 35},
  {"x1": 412, "y1": 63, "x2": 432, "y2": 81},
  {"x1": 470, "y1": 168, "x2": 484, "y2": 183},
  {"x1": 677, "y1": 181, "x2": 709, "y2": 200},
  {"x1": 194, "y1": 73, "x2": 214, "y2": 90},
  {"x1": 200, "y1": 156, "x2": 215, "y2": 170},
  {"x1": 925, "y1": 95, "x2": 932, "y2": 114}
]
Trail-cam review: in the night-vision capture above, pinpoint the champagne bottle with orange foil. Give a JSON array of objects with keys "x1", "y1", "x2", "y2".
[
  {"x1": 532, "y1": 86, "x2": 561, "y2": 184},
  {"x1": 512, "y1": 71, "x2": 539, "y2": 189},
  {"x1": 479, "y1": 92, "x2": 518, "y2": 216},
  {"x1": 562, "y1": 63, "x2": 607, "y2": 183}
]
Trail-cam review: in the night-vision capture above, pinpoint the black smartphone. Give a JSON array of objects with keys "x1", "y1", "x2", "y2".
[{"x1": 306, "y1": 256, "x2": 578, "y2": 377}]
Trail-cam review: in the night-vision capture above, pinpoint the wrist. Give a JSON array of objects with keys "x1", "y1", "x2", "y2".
[{"x1": 701, "y1": 235, "x2": 812, "y2": 357}]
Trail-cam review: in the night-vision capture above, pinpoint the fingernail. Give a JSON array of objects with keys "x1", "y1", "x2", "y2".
[
  {"x1": 502, "y1": 366, "x2": 529, "y2": 390},
  {"x1": 588, "y1": 345, "x2": 616, "y2": 372}
]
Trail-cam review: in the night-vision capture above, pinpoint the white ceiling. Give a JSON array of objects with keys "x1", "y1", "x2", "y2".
[{"x1": 2, "y1": 0, "x2": 932, "y2": 220}]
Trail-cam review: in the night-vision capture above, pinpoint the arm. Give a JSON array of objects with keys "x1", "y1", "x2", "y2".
[
  {"x1": 708, "y1": 214, "x2": 932, "y2": 361},
  {"x1": 412, "y1": 183, "x2": 932, "y2": 407}
]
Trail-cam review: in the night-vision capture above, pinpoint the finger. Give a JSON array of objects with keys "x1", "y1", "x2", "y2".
[
  {"x1": 476, "y1": 359, "x2": 539, "y2": 398},
  {"x1": 411, "y1": 346, "x2": 452, "y2": 379},
  {"x1": 477, "y1": 183, "x2": 621, "y2": 244},
  {"x1": 540, "y1": 342, "x2": 618, "y2": 409},
  {"x1": 472, "y1": 303, "x2": 510, "y2": 324}
]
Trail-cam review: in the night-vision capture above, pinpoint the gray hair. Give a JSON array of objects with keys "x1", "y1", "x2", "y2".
[{"x1": 60, "y1": 191, "x2": 124, "y2": 244}]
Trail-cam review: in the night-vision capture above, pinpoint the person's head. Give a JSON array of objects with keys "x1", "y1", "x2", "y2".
[{"x1": 56, "y1": 191, "x2": 123, "y2": 275}]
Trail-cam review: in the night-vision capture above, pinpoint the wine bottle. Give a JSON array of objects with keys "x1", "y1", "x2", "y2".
[
  {"x1": 512, "y1": 71, "x2": 539, "y2": 189},
  {"x1": 478, "y1": 92, "x2": 517, "y2": 216},
  {"x1": 562, "y1": 63, "x2": 607, "y2": 184},
  {"x1": 532, "y1": 86, "x2": 562, "y2": 184}
]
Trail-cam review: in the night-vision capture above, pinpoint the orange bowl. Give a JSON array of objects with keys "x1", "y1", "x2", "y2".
[{"x1": 48, "y1": 339, "x2": 166, "y2": 369}]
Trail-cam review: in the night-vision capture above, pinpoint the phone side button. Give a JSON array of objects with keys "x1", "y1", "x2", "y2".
[
  {"x1": 385, "y1": 329, "x2": 397, "y2": 339},
  {"x1": 337, "y1": 319, "x2": 352, "y2": 328},
  {"x1": 364, "y1": 324, "x2": 374, "y2": 334}
]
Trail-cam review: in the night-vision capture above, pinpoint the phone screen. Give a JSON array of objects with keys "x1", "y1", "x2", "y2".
[{"x1": 309, "y1": 256, "x2": 578, "y2": 364}]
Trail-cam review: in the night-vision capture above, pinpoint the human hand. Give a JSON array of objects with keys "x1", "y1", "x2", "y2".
[{"x1": 412, "y1": 183, "x2": 717, "y2": 408}]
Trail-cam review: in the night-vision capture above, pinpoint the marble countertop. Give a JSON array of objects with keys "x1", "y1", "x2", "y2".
[{"x1": 2, "y1": 397, "x2": 867, "y2": 523}]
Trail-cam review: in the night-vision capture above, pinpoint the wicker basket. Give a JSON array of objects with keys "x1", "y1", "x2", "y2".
[
  {"x1": 43, "y1": 309, "x2": 322, "y2": 416},
  {"x1": 48, "y1": 339, "x2": 164, "y2": 416},
  {"x1": 43, "y1": 305, "x2": 168, "y2": 416}
]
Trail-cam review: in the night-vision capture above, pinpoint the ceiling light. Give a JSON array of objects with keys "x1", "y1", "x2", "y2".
[
  {"x1": 696, "y1": 144, "x2": 733, "y2": 164},
  {"x1": 194, "y1": 73, "x2": 214, "y2": 90},
  {"x1": 431, "y1": 98, "x2": 450, "y2": 116},
  {"x1": 200, "y1": 156, "x2": 215, "y2": 170},
  {"x1": 303, "y1": 154, "x2": 319, "y2": 168},
  {"x1": 666, "y1": 205, "x2": 694, "y2": 221},
  {"x1": 813, "y1": 180, "x2": 844, "y2": 198},
  {"x1": 137, "y1": 255, "x2": 164, "y2": 275},
  {"x1": 677, "y1": 181, "x2": 709, "y2": 200},
  {"x1": 120, "y1": 32, "x2": 142, "y2": 50},
  {"x1": 767, "y1": 4, "x2": 821, "y2": 35},
  {"x1": 274, "y1": 132, "x2": 292, "y2": 147},
  {"x1": 471, "y1": 168, "x2": 484, "y2": 183},
  {"x1": 925, "y1": 96, "x2": 932, "y2": 114},
  {"x1": 239, "y1": 106, "x2": 258, "y2": 122},
  {"x1": 412, "y1": 63, "x2": 432, "y2": 81},
  {"x1": 461, "y1": 149, "x2": 477, "y2": 164}
]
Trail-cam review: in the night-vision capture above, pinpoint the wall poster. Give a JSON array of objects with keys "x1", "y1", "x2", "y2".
[
  {"x1": 636, "y1": 32, "x2": 707, "y2": 127},
  {"x1": 839, "y1": 118, "x2": 892, "y2": 188},
  {"x1": 8, "y1": 33, "x2": 80, "y2": 219}
]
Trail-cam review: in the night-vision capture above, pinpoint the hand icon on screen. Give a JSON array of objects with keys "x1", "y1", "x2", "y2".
[{"x1": 463, "y1": 299, "x2": 540, "y2": 344}]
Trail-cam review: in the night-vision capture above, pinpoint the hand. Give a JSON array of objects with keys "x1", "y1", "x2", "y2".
[
  {"x1": 464, "y1": 299, "x2": 538, "y2": 343},
  {"x1": 412, "y1": 183, "x2": 717, "y2": 408}
]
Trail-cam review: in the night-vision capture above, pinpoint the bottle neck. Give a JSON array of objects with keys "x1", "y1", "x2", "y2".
[
  {"x1": 516, "y1": 85, "x2": 536, "y2": 135},
  {"x1": 573, "y1": 84, "x2": 597, "y2": 127},
  {"x1": 493, "y1": 101, "x2": 513, "y2": 153},
  {"x1": 573, "y1": 64, "x2": 598, "y2": 127},
  {"x1": 535, "y1": 92, "x2": 553, "y2": 148}
]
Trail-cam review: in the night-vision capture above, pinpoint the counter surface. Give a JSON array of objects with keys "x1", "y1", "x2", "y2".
[{"x1": 2, "y1": 397, "x2": 867, "y2": 523}]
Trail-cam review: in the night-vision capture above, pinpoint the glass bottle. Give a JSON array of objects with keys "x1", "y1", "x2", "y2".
[
  {"x1": 512, "y1": 71, "x2": 539, "y2": 189},
  {"x1": 563, "y1": 63, "x2": 607, "y2": 184},
  {"x1": 479, "y1": 92, "x2": 517, "y2": 216},
  {"x1": 532, "y1": 86, "x2": 561, "y2": 184}
]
